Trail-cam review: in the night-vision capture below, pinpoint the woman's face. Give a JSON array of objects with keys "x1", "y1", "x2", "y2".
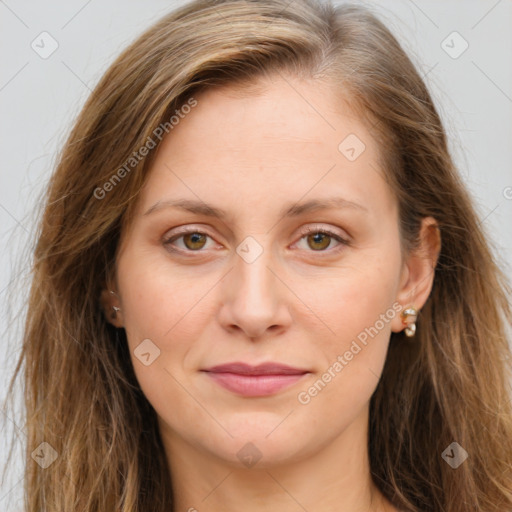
[{"x1": 112, "y1": 74, "x2": 414, "y2": 468}]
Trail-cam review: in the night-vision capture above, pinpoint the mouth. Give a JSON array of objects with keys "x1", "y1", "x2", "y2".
[{"x1": 200, "y1": 362, "x2": 311, "y2": 397}]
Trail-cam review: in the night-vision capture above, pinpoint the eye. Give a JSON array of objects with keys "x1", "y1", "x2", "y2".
[
  {"x1": 163, "y1": 229, "x2": 216, "y2": 252},
  {"x1": 294, "y1": 225, "x2": 349, "y2": 253},
  {"x1": 162, "y1": 225, "x2": 349, "y2": 255}
]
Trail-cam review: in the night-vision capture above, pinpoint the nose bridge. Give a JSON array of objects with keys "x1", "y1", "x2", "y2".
[
  {"x1": 233, "y1": 235, "x2": 277, "y2": 307},
  {"x1": 219, "y1": 234, "x2": 290, "y2": 338}
]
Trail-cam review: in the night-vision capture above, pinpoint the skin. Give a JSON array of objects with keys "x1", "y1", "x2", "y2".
[{"x1": 103, "y1": 73, "x2": 440, "y2": 512}]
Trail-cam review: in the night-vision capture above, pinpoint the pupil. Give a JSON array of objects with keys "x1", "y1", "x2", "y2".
[
  {"x1": 185, "y1": 233, "x2": 205, "y2": 250},
  {"x1": 310, "y1": 232, "x2": 329, "y2": 250}
]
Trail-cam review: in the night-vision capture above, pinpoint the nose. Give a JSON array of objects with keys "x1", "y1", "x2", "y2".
[{"x1": 217, "y1": 241, "x2": 292, "y2": 341}]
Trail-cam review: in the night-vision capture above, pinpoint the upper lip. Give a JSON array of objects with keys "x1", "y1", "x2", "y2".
[{"x1": 202, "y1": 362, "x2": 309, "y2": 375}]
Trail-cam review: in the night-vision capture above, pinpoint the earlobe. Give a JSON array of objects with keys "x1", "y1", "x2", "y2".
[
  {"x1": 391, "y1": 216, "x2": 441, "y2": 335},
  {"x1": 99, "y1": 288, "x2": 124, "y2": 328}
]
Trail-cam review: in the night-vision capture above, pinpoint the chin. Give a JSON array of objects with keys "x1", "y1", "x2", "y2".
[{"x1": 198, "y1": 413, "x2": 313, "y2": 469}]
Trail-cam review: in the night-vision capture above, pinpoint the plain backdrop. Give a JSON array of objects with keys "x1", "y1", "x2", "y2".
[{"x1": 1, "y1": 0, "x2": 511, "y2": 510}]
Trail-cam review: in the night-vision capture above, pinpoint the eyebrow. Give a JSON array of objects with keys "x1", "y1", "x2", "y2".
[{"x1": 143, "y1": 197, "x2": 368, "y2": 218}]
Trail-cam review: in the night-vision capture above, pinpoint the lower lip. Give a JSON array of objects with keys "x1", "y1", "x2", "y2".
[{"x1": 203, "y1": 372, "x2": 307, "y2": 397}]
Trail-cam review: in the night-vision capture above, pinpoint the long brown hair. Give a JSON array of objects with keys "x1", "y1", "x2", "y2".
[{"x1": 3, "y1": 0, "x2": 512, "y2": 510}]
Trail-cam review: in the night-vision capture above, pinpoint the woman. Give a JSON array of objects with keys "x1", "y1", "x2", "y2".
[{"x1": 4, "y1": 0, "x2": 512, "y2": 510}]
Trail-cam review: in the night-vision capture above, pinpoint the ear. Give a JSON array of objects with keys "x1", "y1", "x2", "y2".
[
  {"x1": 391, "y1": 216, "x2": 441, "y2": 334},
  {"x1": 99, "y1": 287, "x2": 125, "y2": 328}
]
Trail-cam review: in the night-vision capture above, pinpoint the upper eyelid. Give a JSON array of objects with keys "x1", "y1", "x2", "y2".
[
  {"x1": 300, "y1": 224, "x2": 346, "y2": 236},
  {"x1": 163, "y1": 223, "x2": 346, "y2": 237}
]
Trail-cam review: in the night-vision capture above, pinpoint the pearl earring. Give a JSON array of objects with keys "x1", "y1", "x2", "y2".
[
  {"x1": 401, "y1": 306, "x2": 418, "y2": 337},
  {"x1": 109, "y1": 290, "x2": 120, "y2": 319}
]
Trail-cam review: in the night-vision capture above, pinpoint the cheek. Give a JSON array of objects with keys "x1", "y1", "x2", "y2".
[
  {"x1": 115, "y1": 250, "x2": 218, "y2": 400},
  {"x1": 294, "y1": 257, "x2": 400, "y2": 411},
  {"x1": 117, "y1": 248, "x2": 215, "y2": 342},
  {"x1": 308, "y1": 260, "x2": 400, "y2": 351},
  {"x1": 115, "y1": 257, "x2": 217, "y2": 441}
]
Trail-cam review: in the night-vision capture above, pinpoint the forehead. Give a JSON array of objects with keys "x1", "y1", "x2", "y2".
[
  {"x1": 134, "y1": 74, "x2": 395, "y2": 223},
  {"x1": 170, "y1": 75, "x2": 373, "y2": 158}
]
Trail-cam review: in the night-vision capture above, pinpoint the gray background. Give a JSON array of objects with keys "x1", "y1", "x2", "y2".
[{"x1": 1, "y1": 1, "x2": 511, "y2": 509}]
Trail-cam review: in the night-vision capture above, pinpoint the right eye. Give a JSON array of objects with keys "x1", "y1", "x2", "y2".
[{"x1": 163, "y1": 229, "x2": 217, "y2": 253}]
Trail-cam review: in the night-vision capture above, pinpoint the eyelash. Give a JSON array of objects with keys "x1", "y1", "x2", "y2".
[{"x1": 162, "y1": 225, "x2": 349, "y2": 256}]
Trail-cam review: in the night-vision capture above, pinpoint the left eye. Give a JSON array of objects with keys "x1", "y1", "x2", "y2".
[{"x1": 295, "y1": 227, "x2": 347, "y2": 252}]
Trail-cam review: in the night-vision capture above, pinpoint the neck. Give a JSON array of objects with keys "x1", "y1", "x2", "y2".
[{"x1": 159, "y1": 406, "x2": 392, "y2": 512}]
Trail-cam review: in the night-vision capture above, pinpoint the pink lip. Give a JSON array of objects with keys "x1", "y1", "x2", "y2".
[{"x1": 201, "y1": 362, "x2": 310, "y2": 397}]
